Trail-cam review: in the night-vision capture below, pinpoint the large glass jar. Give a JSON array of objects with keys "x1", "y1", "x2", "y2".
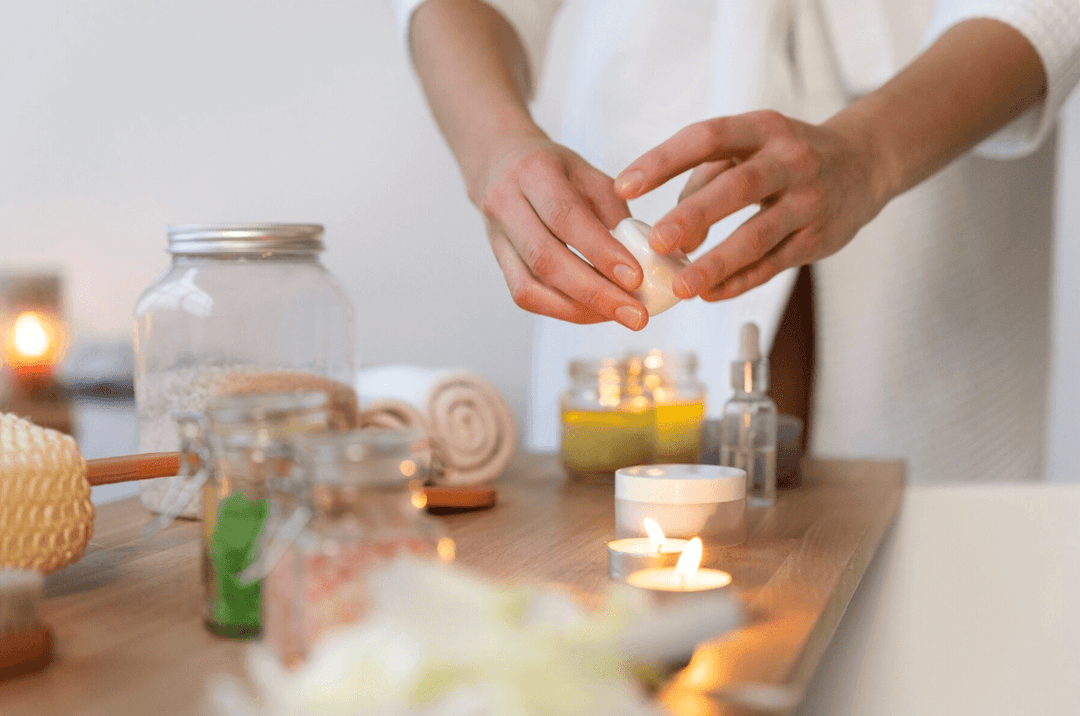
[
  {"x1": 134, "y1": 223, "x2": 358, "y2": 518},
  {"x1": 559, "y1": 357, "x2": 655, "y2": 480},
  {"x1": 177, "y1": 391, "x2": 332, "y2": 640},
  {"x1": 262, "y1": 429, "x2": 448, "y2": 668},
  {"x1": 639, "y1": 350, "x2": 706, "y2": 463}
]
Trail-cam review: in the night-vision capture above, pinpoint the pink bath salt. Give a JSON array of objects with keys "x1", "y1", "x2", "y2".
[{"x1": 265, "y1": 536, "x2": 438, "y2": 667}]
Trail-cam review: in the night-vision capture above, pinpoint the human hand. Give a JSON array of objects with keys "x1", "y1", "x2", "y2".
[
  {"x1": 614, "y1": 110, "x2": 889, "y2": 301},
  {"x1": 470, "y1": 136, "x2": 649, "y2": 330}
]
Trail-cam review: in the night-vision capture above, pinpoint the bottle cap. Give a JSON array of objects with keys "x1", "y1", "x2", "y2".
[
  {"x1": 730, "y1": 322, "x2": 769, "y2": 392},
  {"x1": 739, "y1": 323, "x2": 762, "y2": 361}
]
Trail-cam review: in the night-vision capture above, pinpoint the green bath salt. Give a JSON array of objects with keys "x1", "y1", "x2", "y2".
[{"x1": 207, "y1": 492, "x2": 270, "y2": 637}]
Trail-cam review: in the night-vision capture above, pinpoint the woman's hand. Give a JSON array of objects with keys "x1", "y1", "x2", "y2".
[
  {"x1": 614, "y1": 110, "x2": 891, "y2": 301},
  {"x1": 471, "y1": 136, "x2": 649, "y2": 329}
]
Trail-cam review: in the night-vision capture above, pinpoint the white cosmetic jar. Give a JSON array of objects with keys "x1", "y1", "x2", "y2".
[{"x1": 615, "y1": 464, "x2": 747, "y2": 545}]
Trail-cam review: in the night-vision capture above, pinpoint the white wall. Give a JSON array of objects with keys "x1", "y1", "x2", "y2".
[
  {"x1": 1048, "y1": 91, "x2": 1080, "y2": 483},
  {"x1": 0, "y1": 1, "x2": 536, "y2": 427},
  {"x1": 1, "y1": 2, "x2": 1077, "y2": 475}
]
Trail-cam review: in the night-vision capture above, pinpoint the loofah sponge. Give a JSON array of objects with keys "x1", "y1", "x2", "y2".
[{"x1": 0, "y1": 413, "x2": 93, "y2": 574}]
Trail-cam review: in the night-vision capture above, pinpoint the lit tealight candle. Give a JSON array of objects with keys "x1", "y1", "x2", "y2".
[
  {"x1": 626, "y1": 537, "x2": 732, "y2": 592},
  {"x1": 607, "y1": 518, "x2": 690, "y2": 580}
]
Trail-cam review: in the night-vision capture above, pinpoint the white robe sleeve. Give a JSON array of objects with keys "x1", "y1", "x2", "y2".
[
  {"x1": 924, "y1": 0, "x2": 1080, "y2": 158},
  {"x1": 391, "y1": 0, "x2": 564, "y2": 98}
]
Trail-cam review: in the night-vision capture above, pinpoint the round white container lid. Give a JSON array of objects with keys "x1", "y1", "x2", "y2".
[{"x1": 616, "y1": 464, "x2": 746, "y2": 504}]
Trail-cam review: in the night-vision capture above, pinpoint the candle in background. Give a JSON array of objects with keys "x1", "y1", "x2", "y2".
[
  {"x1": 626, "y1": 538, "x2": 732, "y2": 592},
  {"x1": 639, "y1": 350, "x2": 706, "y2": 464},
  {"x1": 560, "y1": 357, "x2": 655, "y2": 480},
  {"x1": 0, "y1": 274, "x2": 67, "y2": 388},
  {"x1": 0, "y1": 273, "x2": 71, "y2": 434},
  {"x1": 607, "y1": 517, "x2": 690, "y2": 580}
]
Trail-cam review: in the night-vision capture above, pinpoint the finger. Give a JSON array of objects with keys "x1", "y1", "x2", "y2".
[
  {"x1": 652, "y1": 154, "x2": 791, "y2": 254},
  {"x1": 489, "y1": 229, "x2": 608, "y2": 324},
  {"x1": 678, "y1": 160, "x2": 734, "y2": 202},
  {"x1": 700, "y1": 230, "x2": 811, "y2": 301},
  {"x1": 672, "y1": 200, "x2": 800, "y2": 299},
  {"x1": 500, "y1": 190, "x2": 649, "y2": 330},
  {"x1": 615, "y1": 114, "x2": 770, "y2": 199},
  {"x1": 520, "y1": 162, "x2": 642, "y2": 292},
  {"x1": 574, "y1": 164, "x2": 633, "y2": 230}
]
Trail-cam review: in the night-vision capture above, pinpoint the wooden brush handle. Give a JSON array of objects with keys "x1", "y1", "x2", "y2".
[
  {"x1": 85, "y1": 452, "x2": 497, "y2": 511},
  {"x1": 86, "y1": 452, "x2": 187, "y2": 486}
]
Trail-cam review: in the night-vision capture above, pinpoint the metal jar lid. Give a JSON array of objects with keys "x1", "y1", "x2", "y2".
[{"x1": 166, "y1": 223, "x2": 324, "y2": 255}]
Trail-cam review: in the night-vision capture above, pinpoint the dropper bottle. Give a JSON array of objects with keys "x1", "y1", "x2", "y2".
[{"x1": 719, "y1": 323, "x2": 778, "y2": 507}]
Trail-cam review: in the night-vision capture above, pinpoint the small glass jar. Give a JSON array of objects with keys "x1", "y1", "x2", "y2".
[
  {"x1": 134, "y1": 223, "x2": 358, "y2": 519},
  {"x1": 262, "y1": 429, "x2": 448, "y2": 668},
  {"x1": 177, "y1": 391, "x2": 332, "y2": 640},
  {"x1": 560, "y1": 357, "x2": 655, "y2": 480},
  {"x1": 639, "y1": 351, "x2": 706, "y2": 464}
]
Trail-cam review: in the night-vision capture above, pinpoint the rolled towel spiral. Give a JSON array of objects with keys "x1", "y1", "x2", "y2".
[{"x1": 356, "y1": 367, "x2": 516, "y2": 486}]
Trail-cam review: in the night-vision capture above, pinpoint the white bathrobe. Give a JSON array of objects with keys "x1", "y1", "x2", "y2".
[{"x1": 394, "y1": 0, "x2": 1080, "y2": 482}]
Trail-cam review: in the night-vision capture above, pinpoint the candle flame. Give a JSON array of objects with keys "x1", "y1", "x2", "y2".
[
  {"x1": 13, "y1": 313, "x2": 49, "y2": 358},
  {"x1": 643, "y1": 518, "x2": 666, "y2": 553},
  {"x1": 4, "y1": 310, "x2": 64, "y2": 370},
  {"x1": 675, "y1": 537, "x2": 703, "y2": 583}
]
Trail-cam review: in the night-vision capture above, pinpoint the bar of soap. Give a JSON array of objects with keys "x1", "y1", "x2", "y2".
[{"x1": 611, "y1": 218, "x2": 690, "y2": 316}]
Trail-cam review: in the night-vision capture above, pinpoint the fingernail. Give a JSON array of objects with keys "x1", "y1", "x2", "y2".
[
  {"x1": 674, "y1": 270, "x2": 703, "y2": 298},
  {"x1": 612, "y1": 263, "x2": 638, "y2": 290},
  {"x1": 651, "y1": 224, "x2": 678, "y2": 253},
  {"x1": 616, "y1": 170, "x2": 643, "y2": 196},
  {"x1": 615, "y1": 305, "x2": 646, "y2": 330}
]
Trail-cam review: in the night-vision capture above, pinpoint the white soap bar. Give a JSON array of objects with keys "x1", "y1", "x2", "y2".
[{"x1": 611, "y1": 218, "x2": 690, "y2": 316}]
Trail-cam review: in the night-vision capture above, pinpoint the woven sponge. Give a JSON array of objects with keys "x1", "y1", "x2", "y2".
[{"x1": 0, "y1": 413, "x2": 93, "y2": 573}]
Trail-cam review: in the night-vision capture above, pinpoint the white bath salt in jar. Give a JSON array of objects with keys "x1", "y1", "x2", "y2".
[
  {"x1": 609, "y1": 218, "x2": 690, "y2": 316},
  {"x1": 615, "y1": 464, "x2": 747, "y2": 546},
  {"x1": 134, "y1": 224, "x2": 358, "y2": 519}
]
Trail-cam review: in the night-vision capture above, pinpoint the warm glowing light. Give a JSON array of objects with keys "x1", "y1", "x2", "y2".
[
  {"x1": 399, "y1": 459, "x2": 417, "y2": 478},
  {"x1": 13, "y1": 312, "x2": 49, "y2": 358},
  {"x1": 409, "y1": 485, "x2": 428, "y2": 510},
  {"x1": 437, "y1": 537, "x2": 456, "y2": 563},
  {"x1": 643, "y1": 517, "x2": 667, "y2": 553},
  {"x1": 597, "y1": 365, "x2": 621, "y2": 407},
  {"x1": 3, "y1": 310, "x2": 64, "y2": 371},
  {"x1": 675, "y1": 537, "x2": 703, "y2": 584}
]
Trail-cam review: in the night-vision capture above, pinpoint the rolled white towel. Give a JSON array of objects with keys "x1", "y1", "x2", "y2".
[{"x1": 356, "y1": 366, "x2": 516, "y2": 486}]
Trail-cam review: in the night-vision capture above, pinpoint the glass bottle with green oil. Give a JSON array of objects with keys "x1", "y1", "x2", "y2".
[
  {"x1": 560, "y1": 357, "x2": 655, "y2": 480},
  {"x1": 639, "y1": 350, "x2": 706, "y2": 463}
]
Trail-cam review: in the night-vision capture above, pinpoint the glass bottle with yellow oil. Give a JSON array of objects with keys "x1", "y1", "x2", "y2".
[
  {"x1": 560, "y1": 357, "x2": 655, "y2": 480},
  {"x1": 639, "y1": 351, "x2": 706, "y2": 463}
]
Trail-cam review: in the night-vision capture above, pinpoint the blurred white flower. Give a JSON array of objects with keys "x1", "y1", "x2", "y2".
[{"x1": 209, "y1": 558, "x2": 741, "y2": 716}]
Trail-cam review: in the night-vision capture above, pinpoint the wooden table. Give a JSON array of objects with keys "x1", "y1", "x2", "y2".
[{"x1": 0, "y1": 453, "x2": 903, "y2": 716}]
